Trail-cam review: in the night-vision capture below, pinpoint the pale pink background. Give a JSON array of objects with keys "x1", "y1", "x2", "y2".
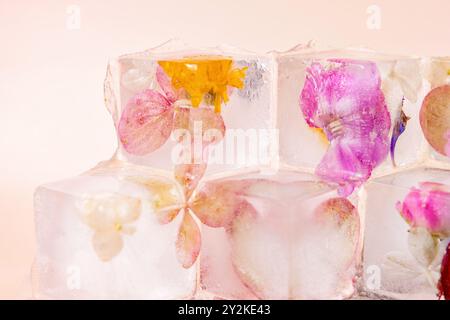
[{"x1": 0, "y1": 0, "x2": 449, "y2": 299}]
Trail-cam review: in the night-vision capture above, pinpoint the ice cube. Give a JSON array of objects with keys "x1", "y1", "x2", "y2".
[
  {"x1": 198, "y1": 170, "x2": 361, "y2": 299},
  {"x1": 33, "y1": 166, "x2": 197, "y2": 299},
  {"x1": 277, "y1": 48, "x2": 427, "y2": 195},
  {"x1": 34, "y1": 42, "x2": 450, "y2": 300},
  {"x1": 362, "y1": 167, "x2": 450, "y2": 299},
  {"x1": 108, "y1": 41, "x2": 275, "y2": 175}
]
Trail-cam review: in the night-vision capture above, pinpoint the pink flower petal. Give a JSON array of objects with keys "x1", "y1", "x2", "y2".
[
  {"x1": 174, "y1": 163, "x2": 207, "y2": 199},
  {"x1": 156, "y1": 66, "x2": 179, "y2": 103},
  {"x1": 300, "y1": 60, "x2": 390, "y2": 196},
  {"x1": 190, "y1": 180, "x2": 251, "y2": 228},
  {"x1": 397, "y1": 182, "x2": 450, "y2": 238},
  {"x1": 118, "y1": 89, "x2": 174, "y2": 155},
  {"x1": 176, "y1": 210, "x2": 201, "y2": 269},
  {"x1": 155, "y1": 208, "x2": 182, "y2": 225},
  {"x1": 174, "y1": 107, "x2": 226, "y2": 149}
]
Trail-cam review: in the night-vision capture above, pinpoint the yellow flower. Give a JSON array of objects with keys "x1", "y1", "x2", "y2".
[{"x1": 158, "y1": 57, "x2": 247, "y2": 112}]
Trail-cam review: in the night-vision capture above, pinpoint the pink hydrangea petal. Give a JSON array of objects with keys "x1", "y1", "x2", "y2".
[
  {"x1": 156, "y1": 66, "x2": 179, "y2": 103},
  {"x1": 155, "y1": 208, "x2": 182, "y2": 225},
  {"x1": 174, "y1": 163, "x2": 207, "y2": 199},
  {"x1": 118, "y1": 89, "x2": 174, "y2": 155},
  {"x1": 172, "y1": 107, "x2": 225, "y2": 188},
  {"x1": 176, "y1": 210, "x2": 201, "y2": 269},
  {"x1": 190, "y1": 180, "x2": 251, "y2": 228},
  {"x1": 397, "y1": 182, "x2": 450, "y2": 238},
  {"x1": 174, "y1": 107, "x2": 226, "y2": 148},
  {"x1": 300, "y1": 60, "x2": 390, "y2": 195}
]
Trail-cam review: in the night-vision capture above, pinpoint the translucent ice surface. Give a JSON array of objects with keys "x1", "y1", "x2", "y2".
[
  {"x1": 199, "y1": 171, "x2": 361, "y2": 300},
  {"x1": 34, "y1": 166, "x2": 197, "y2": 299},
  {"x1": 34, "y1": 42, "x2": 450, "y2": 299},
  {"x1": 277, "y1": 48, "x2": 429, "y2": 194},
  {"x1": 362, "y1": 167, "x2": 450, "y2": 299},
  {"x1": 108, "y1": 41, "x2": 275, "y2": 174}
]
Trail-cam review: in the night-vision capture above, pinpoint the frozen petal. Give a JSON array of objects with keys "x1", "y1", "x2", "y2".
[
  {"x1": 190, "y1": 180, "x2": 250, "y2": 228},
  {"x1": 408, "y1": 227, "x2": 439, "y2": 267},
  {"x1": 438, "y1": 243, "x2": 450, "y2": 300},
  {"x1": 227, "y1": 202, "x2": 284, "y2": 299},
  {"x1": 92, "y1": 230, "x2": 123, "y2": 262},
  {"x1": 174, "y1": 163, "x2": 207, "y2": 199},
  {"x1": 155, "y1": 208, "x2": 182, "y2": 225},
  {"x1": 156, "y1": 66, "x2": 179, "y2": 103},
  {"x1": 397, "y1": 182, "x2": 450, "y2": 238},
  {"x1": 80, "y1": 194, "x2": 141, "y2": 231},
  {"x1": 176, "y1": 210, "x2": 201, "y2": 268},
  {"x1": 381, "y1": 252, "x2": 432, "y2": 293},
  {"x1": 315, "y1": 139, "x2": 369, "y2": 196},
  {"x1": 118, "y1": 89, "x2": 174, "y2": 155},
  {"x1": 127, "y1": 176, "x2": 183, "y2": 211},
  {"x1": 420, "y1": 85, "x2": 450, "y2": 157},
  {"x1": 390, "y1": 109, "x2": 410, "y2": 166},
  {"x1": 174, "y1": 107, "x2": 226, "y2": 148},
  {"x1": 300, "y1": 60, "x2": 390, "y2": 195},
  {"x1": 313, "y1": 198, "x2": 360, "y2": 267},
  {"x1": 114, "y1": 196, "x2": 141, "y2": 225}
]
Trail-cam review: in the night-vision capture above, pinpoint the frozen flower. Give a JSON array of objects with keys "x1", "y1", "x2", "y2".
[
  {"x1": 390, "y1": 107, "x2": 410, "y2": 166},
  {"x1": 300, "y1": 59, "x2": 391, "y2": 196},
  {"x1": 420, "y1": 85, "x2": 450, "y2": 157},
  {"x1": 79, "y1": 194, "x2": 141, "y2": 261},
  {"x1": 118, "y1": 66, "x2": 225, "y2": 156},
  {"x1": 158, "y1": 57, "x2": 247, "y2": 112},
  {"x1": 396, "y1": 182, "x2": 450, "y2": 239}
]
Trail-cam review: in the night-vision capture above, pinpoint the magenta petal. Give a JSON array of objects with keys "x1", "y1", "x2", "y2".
[
  {"x1": 398, "y1": 182, "x2": 450, "y2": 238},
  {"x1": 118, "y1": 89, "x2": 174, "y2": 155},
  {"x1": 300, "y1": 60, "x2": 390, "y2": 195}
]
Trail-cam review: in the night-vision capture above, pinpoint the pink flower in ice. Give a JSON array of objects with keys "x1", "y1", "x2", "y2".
[
  {"x1": 396, "y1": 182, "x2": 450, "y2": 239},
  {"x1": 300, "y1": 59, "x2": 391, "y2": 196},
  {"x1": 118, "y1": 66, "x2": 225, "y2": 156}
]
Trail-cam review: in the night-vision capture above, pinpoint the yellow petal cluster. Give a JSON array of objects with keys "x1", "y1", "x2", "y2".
[{"x1": 158, "y1": 57, "x2": 247, "y2": 112}]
